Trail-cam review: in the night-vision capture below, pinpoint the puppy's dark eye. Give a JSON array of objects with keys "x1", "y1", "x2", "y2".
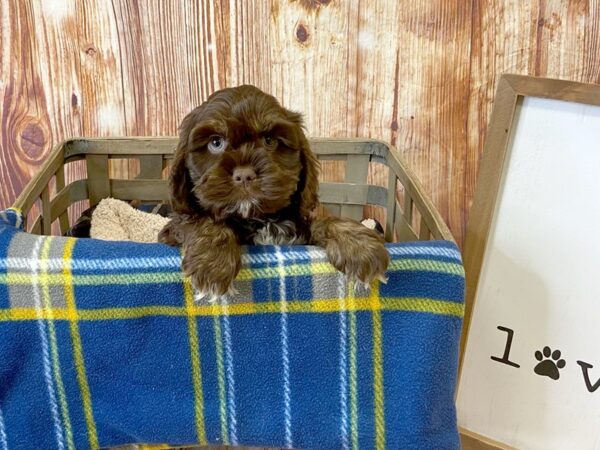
[
  {"x1": 208, "y1": 135, "x2": 228, "y2": 154},
  {"x1": 264, "y1": 136, "x2": 278, "y2": 150}
]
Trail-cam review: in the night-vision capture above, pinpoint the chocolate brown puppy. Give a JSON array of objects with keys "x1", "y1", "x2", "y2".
[{"x1": 159, "y1": 85, "x2": 389, "y2": 298}]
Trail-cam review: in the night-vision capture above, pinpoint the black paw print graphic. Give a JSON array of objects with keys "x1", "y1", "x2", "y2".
[{"x1": 534, "y1": 346, "x2": 566, "y2": 380}]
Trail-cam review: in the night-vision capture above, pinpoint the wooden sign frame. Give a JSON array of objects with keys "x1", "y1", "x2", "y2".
[{"x1": 458, "y1": 74, "x2": 600, "y2": 449}]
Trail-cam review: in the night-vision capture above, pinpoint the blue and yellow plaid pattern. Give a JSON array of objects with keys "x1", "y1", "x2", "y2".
[{"x1": 0, "y1": 208, "x2": 464, "y2": 450}]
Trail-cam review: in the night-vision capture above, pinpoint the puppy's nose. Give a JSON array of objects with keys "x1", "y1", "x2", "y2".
[{"x1": 232, "y1": 166, "x2": 257, "y2": 186}]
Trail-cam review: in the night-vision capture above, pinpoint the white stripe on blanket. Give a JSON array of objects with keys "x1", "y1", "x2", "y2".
[
  {"x1": 338, "y1": 273, "x2": 350, "y2": 450},
  {"x1": 221, "y1": 299, "x2": 238, "y2": 446},
  {"x1": 276, "y1": 246, "x2": 293, "y2": 448},
  {"x1": 0, "y1": 245, "x2": 459, "y2": 272},
  {"x1": 0, "y1": 404, "x2": 8, "y2": 450},
  {"x1": 30, "y1": 236, "x2": 65, "y2": 450}
]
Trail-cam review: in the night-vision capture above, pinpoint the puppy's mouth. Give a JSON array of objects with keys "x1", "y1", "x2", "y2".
[
  {"x1": 195, "y1": 172, "x2": 298, "y2": 220},
  {"x1": 223, "y1": 181, "x2": 264, "y2": 218}
]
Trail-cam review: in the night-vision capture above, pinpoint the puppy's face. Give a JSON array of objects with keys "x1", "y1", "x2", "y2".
[{"x1": 170, "y1": 85, "x2": 319, "y2": 220}]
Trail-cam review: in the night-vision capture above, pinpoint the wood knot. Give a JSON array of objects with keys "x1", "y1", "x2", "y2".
[
  {"x1": 84, "y1": 45, "x2": 97, "y2": 56},
  {"x1": 296, "y1": 23, "x2": 309, "y2": 43},
  {"x1": 71, "y1": 93, "x2": 78, "y2": 108},
  {"x1": 391, "y1": 120, "x2": 399, "y2": 131},
  {"x1": 20, "y1": 123, "x2": 46, "y2": 159}
]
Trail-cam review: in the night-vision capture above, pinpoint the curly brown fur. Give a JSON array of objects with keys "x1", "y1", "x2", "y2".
[
  {"x1": 160, "y1": 85, "x2": 388, "y2": 296},
  {"x1": 159, "y1": 214, "x2": 241, "y2": 298},
  {"x1": 310, "y1": 217, "x2": 390, "y2": 285}
]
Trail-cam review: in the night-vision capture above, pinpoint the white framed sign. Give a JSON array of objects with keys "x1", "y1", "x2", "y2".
[{"x1": 457, "y1": 75, "x2": 600, "y2": 450}]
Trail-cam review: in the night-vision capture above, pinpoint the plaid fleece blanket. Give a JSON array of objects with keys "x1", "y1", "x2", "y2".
[{"x1": 0, "y1": 208, "x2": 464, "y2": 450}]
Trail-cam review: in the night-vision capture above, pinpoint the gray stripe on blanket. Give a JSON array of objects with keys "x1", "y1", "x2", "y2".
[{"x1": 8, "y1": 233, "x2": 67, "y2": 308}]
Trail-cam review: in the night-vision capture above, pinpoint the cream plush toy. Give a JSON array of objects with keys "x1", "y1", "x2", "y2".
[{"x1": 90, "y1": 198, "x2": 169, "y2": 243}]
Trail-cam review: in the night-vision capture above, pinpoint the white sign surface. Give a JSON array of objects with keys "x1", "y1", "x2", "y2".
[{"x1": 457, "y1": 97, "x2": 600, "y2": 449}]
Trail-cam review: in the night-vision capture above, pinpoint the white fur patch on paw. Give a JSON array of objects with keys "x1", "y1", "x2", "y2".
[
  {"x1": 361, "y1": 217, "x2": 384, "y2": 235},
  {"x1": 361, "y1": 218, "x2": 377, "y2": 230},
  {"x1": 193, "y1": 291, "x2": 216, "y2": 304},
  {"x1": 193, "y1": 286, "x2": 238, "y2": 304},
  {"x1": 346, "y1": 274, "x2": 388, "y2": 294}
]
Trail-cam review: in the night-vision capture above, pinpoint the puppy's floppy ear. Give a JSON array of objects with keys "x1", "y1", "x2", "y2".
[
  {"x1": 169, "y1": 112, "x2": 202, "y2": 214},
  {"x1": 284, "y1": 110, "x2": 320, "y2": 217},
  {"x1": 169, "y1": 141, "x2": 196, "y2": 214},
  {"x1": 298, "y1": 134, "x2": 320, "y2": 217}
]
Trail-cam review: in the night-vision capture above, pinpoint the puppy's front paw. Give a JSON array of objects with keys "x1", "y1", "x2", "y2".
[
  {"x1": 158, "y1": 220, "x2": 183, "y2": 246},
  {"x1": 182, "y1": 247, "x2": 241, "y2": 302},
  {"x1": 324, "y1": 225, "x2": 390, "y2": 285}
]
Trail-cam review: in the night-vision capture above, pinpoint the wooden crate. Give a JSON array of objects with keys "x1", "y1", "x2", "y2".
[
  {"x1": 13, "y1": 137, "x2": 452, "y2": 244},
  {"x1": 11, "y1": 138, "x2": 456, "y2": 449}
]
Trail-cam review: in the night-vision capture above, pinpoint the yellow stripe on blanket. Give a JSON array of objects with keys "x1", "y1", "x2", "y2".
[
  {"x1": 0, "y1": 297, "x2": 464, "y2": 322},
  {"x1": 0, "y1": 259, "x2": 463, "y2": 285},
  {"x1": 62, "y1": 238, "x2": 98, "y2": 449},
  {"x1": 371, "y1": 282, "x2": 386, "y2": 450},
  {"x1": 183, "y1": 279, "x2": 208, "y2": 445},
  {"x1": 39, "y1": 237, "x2": 75, "y2": 450}
]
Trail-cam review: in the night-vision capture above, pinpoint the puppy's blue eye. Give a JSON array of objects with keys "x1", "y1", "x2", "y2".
[{"x1": 208, "y1": 135, "x2": 227, "y2": 154}]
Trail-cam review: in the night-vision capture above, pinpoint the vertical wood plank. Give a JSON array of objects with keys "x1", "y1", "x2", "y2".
[
  {"x1": 75, "y1": 0, "x2": 127, "y2": 189},
  {"x1": 419, "y1": 216, "x2": 431, "y2": 240},
  {"x1": 340, "y1": 154, "x2": 369, "y2": 220},
  {"x1": 385, "y1": 170, "x2": 397, "y2": 242},
  {"x1": 54, "y1": 164, "x2": 70, "y2": 233},
  {"x1": 41, "y1": 185, "x2": 51, "y2": 235},
  {"x1": 30, "y1": 0, "x2": 86, "y2": 205},
  {"x1": 392, "y1": 1, "x2": 473, "y2": 243},
  {"x1": 0, "y1": 0, "x2": 54, "y2": 209},
  {"x1": 268, "y1": 1, "x2": 355, "y2": 135},
  {"x1": 86, "y1": 154, "x2": 110, "y2": 207}
]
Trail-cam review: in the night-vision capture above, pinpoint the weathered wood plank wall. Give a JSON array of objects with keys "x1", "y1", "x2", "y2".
[{"x1": 1, "y1": 0, "x2": 599, "y2": 244}]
